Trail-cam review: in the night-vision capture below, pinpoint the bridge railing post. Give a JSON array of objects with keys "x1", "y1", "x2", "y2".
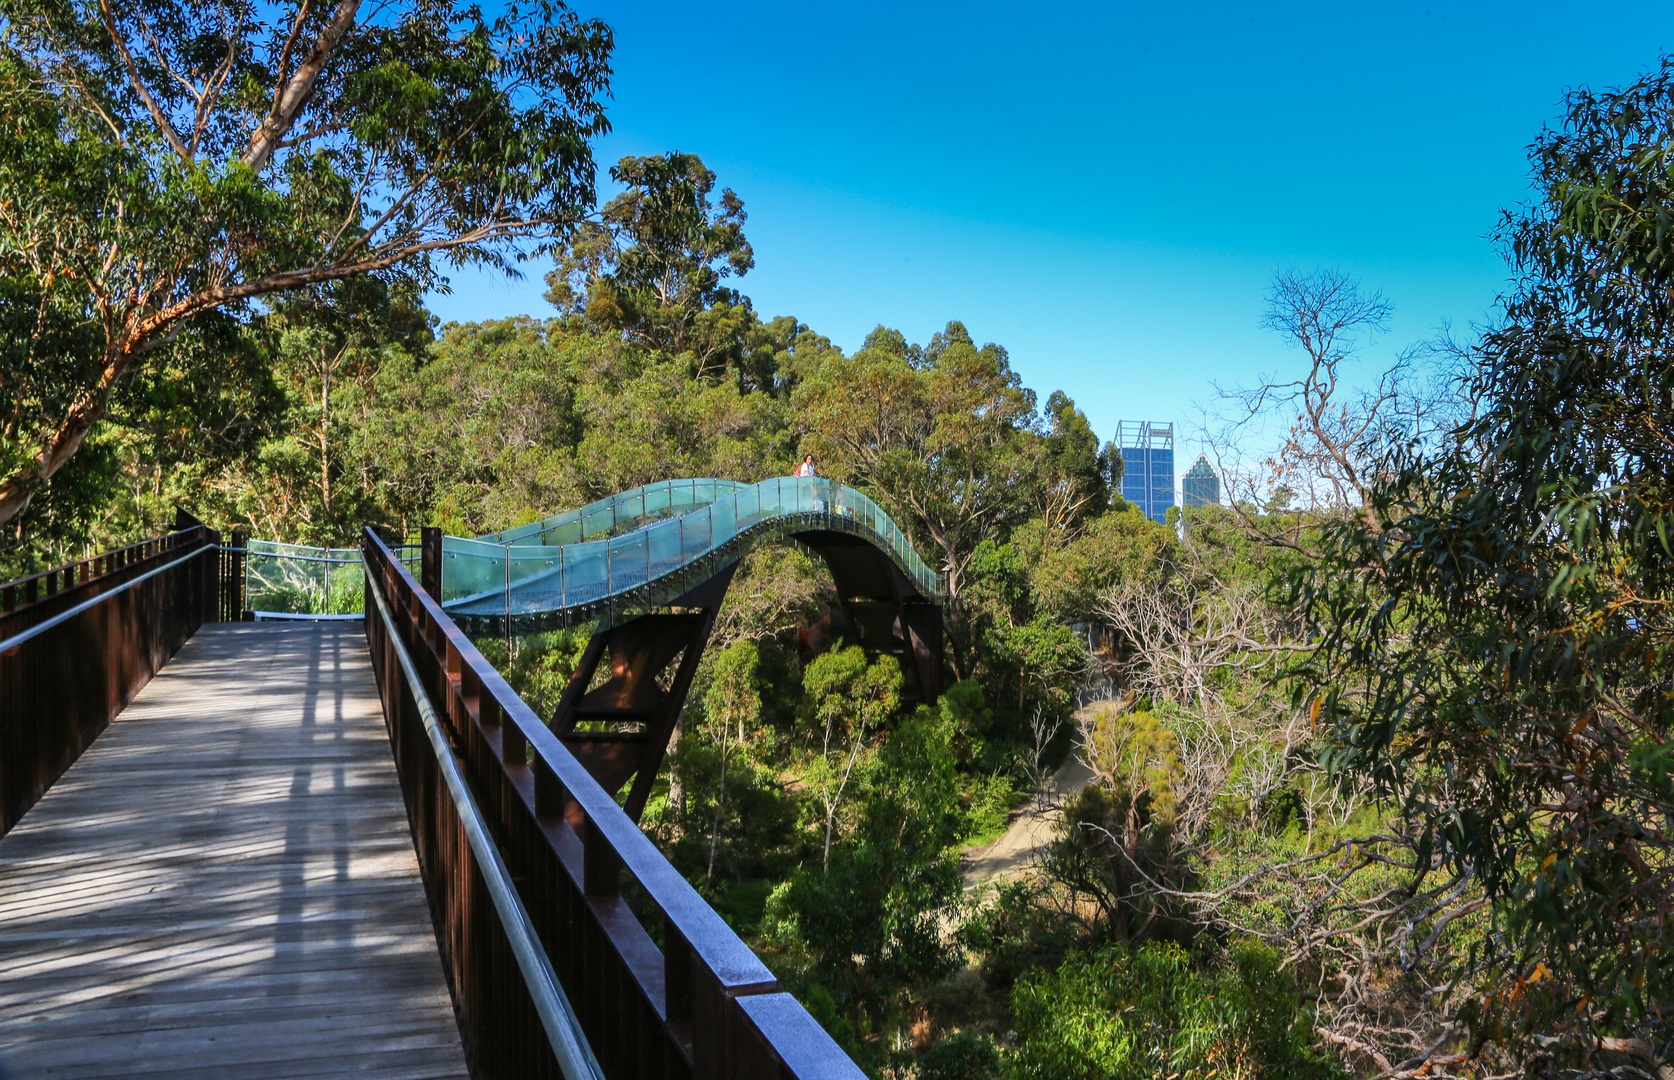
[{"x1": 420, "y1": 526, "x2": 442, "y2": 599}]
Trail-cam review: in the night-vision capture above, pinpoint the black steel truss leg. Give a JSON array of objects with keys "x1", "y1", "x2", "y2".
[
  {"x1": 550, "y1": 608, "x2": 721, "y2": 823},
  {"x1": 620, "y1": 605, "x2": 718, "y2": 822}
]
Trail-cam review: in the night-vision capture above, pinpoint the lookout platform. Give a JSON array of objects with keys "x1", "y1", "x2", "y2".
[{"x1": 0, "y1": 623, "x2": 469, "y2": 1080}]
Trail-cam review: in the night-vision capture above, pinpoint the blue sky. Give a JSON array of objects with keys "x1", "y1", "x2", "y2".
[{"x1": 429, "y1": 1, "x2": 1674, "y2": 476}]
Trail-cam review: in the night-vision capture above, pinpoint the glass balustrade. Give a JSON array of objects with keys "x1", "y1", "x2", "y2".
[
  {"x1": 243, "y1": 478, "x2": 943, "y2": 625},
  {"x1": 245, "y1": 540, "x2": 364, "y2": 615}
]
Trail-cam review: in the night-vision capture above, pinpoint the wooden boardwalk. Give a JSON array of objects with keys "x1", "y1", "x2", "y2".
[{"x1": 0, "y1": 623, "x2": 469, "y2": 1080}]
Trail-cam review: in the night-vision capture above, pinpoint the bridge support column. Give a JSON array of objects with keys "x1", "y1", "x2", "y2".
[{"x1": 549, "y1": 565, "x2": 738, "y2": 823}]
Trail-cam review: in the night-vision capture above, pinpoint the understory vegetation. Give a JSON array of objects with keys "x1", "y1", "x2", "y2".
[{"x1": 6, "y1": 3, "x2": 1674, "y2": 1073}]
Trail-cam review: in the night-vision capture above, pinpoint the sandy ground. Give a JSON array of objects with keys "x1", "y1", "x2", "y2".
[{"x1": 960, "y1": 741, "x2": 1096, "y2": 894}]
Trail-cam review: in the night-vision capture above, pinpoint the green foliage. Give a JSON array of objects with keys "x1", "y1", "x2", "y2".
[
  {"x1": 711, "y1": 544, "x2": 830, "y2": 650},
  {"x1": 998, "y1": 616, "x2": 1087, "y2": 717},
  {"x1": 1038, "y1": 390, "x2": 1111, "y2": 530},
  {"x1": 1014, "y1": 505, "x2": 1175, "y2": 625},
  {"x1": 705, "y1": 642, "x2": 763, "y2": 741},
  {"x1": 695, "y1": 641, "x2": 766, "y2": 881},
  {"x1": 474, "y1": 627, "x2": 593, "y2": 722},
  {"x1": 1295, "y1": 55, "x2": 1674, "y2": 1036},
  {"x1": 938, "y1": 677, "x2": 994, "y2": 765},
  {"x1": 773, "y1": 705, "x2": 965, "y2": 1026},
  {"x1": 963, "y1": 538, "x2": 1090, "y2": 726},
  {"x1": 1082, "y1": 709, "x2": 1184, "y2": 835},
  {"x1": 920, "y1": 1032, "x2": 1001, "y2": 1080},
  {"x1": 794, "y1": 320, "x2": 1040, "y2": 670},
  {"x1": 358, "y1": 317, "x2": 586, "y2": 534},
  {"x1": 0, "y1": 0, "x2": 613, "y2": 534},
  {"x1": 801, "y1": 644, "x2": 903, "y2": 871},
  {"x1": 0, "y1": 86, "x2": 1380, "y2": 1070},
  {"x1": 964, "y1": 772, "x2": 1019, "y2": 845},
  {"x1": 544, "y1": 152, "x2": 762, "y2": 382},
  {"x1": 959, "y1": 878, "x2": 1084, "y2": 996},
  {"x1": 1009, "y1": 942, "x2": 1341, "y2": 1080},
  {"x1": 1050, "y1": 709, "x2": 1186, "y2": 940}
]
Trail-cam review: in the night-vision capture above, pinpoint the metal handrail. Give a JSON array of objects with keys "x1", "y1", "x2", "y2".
[
  {"x1": 1, "y1": 526, "x2": 200, "y2": 597},
  {"x1": 0, "y1": 540, "x2": 213, "y2": 654},
  {"x1": 1, "y1": 523, "x2": 218, "y2": 838},
  {"x1": 222, "y1": 546, "x2": 362, "y2": 565},
  {"x1": 364, "y1": 557, "x2": 604, "y2": 1080}
]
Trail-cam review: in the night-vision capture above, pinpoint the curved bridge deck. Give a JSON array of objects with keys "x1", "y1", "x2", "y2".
[{"x1": 0, "y1": 623, "x2": 468, "y2": 1080}]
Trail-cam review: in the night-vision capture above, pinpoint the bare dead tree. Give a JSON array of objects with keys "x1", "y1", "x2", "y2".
[
  {"x1": 1098, "y1": 573, "x2": 1311, "y2": 714},
  {"x1": 1200, "y1": 269, "x2": 1471, "y2": 556}
]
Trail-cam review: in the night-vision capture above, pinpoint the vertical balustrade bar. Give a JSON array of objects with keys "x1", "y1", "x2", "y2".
[{"x1": 421, "y1": 526, "x2": 443, "y2": 600}]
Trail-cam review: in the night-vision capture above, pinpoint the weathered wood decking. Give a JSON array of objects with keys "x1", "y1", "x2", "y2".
[{"x1": 0, "y1": 623, "x2": 469, "y2": 1080}]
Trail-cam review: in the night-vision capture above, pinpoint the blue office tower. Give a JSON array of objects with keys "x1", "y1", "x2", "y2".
[
  {"x1": 1117, "y1": 421, "x2": 1175, "y2": 524},
  {"x1": 1182, "y1": 453, "x2": 1220, "y2": 509}
]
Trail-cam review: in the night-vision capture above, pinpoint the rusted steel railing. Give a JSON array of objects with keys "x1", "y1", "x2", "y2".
[
  {"x1": 219, "y1": 530, "x2": 247, "y2": 622},
  {"x1": 0, "y1": 514, "x2": 220, "y2": 836},
  {"x1": 362, "y1": 528, "x2": 864, "y2": 1080}
]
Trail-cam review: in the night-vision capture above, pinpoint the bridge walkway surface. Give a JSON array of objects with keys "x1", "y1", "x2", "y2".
[{"x1": 0, "y1": 622, "x2": 469, "y2": 1080}]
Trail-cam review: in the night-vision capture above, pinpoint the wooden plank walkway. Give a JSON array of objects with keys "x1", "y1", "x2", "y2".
[{"x1": 0, "y1": 623, "x2": 469, "y2": 1080}]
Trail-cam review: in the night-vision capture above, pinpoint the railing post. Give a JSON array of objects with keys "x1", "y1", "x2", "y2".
[
  {"x1": 534, "y1": 757, "x2": 565, "y2": 819},
  {"x1": 226, "y1": 531, "x2": 247, "y2": 623},
  {"x1": 420, "y1": 527, "x2": 443, "y2": 599},
  {"x1": 582, "y1": 816, "x2": 620, "y2": 897},
  {"x1": 202, "y1": 528, "x2": 220, "y2": 626}
]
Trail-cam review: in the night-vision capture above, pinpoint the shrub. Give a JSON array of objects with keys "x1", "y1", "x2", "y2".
[
  {"x1": 1008, "y1": 941, "x2": 1341, "y2": 1080},
  {"x1": 921, "y1": 1032, "x2": 1000, "y2": 1080}
]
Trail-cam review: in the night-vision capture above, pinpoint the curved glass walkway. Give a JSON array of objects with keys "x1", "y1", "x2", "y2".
[
  {"x1": 242, "y1": 478, "x2": 942, "y2": 632},
  {"x1": 440, "y1": 477, "x2": 941, "y2": 632}
]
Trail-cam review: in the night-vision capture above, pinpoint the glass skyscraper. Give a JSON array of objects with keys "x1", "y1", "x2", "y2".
[
  {"x1": 1182, "y1": 453, "x2": 1220, "y2": 509},
  {"x1": 1117, "y1": 421, "x2": 1174, "y2": 524}
]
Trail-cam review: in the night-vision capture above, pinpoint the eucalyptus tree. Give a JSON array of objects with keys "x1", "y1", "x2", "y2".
[
  {"x1": 0, "y1": 0, "x2": 612, "y2": 529},
  {"x1": 794, "y1": 321, "x2": 1040, "y2": 653},
  {"x1": 543, "y1": 152, "x2": 755, "y2": 380},
  {"x1": 1299, "y1": 56, "x2": 1674, "y2": 1067}
]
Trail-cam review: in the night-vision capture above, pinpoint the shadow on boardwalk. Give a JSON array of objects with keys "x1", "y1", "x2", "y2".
[{"x1": 0, "y1": 623, "x2": 468, "y2": 1080}]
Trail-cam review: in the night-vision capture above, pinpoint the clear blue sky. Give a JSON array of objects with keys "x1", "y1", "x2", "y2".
[{"x1": 428, "y1": 0, "x2": 1674, "y2": 474}]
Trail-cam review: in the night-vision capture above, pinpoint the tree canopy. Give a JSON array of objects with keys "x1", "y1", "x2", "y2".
[
  {"x1": 544, "y1": 151, "x2": 754, "y2": 376},
  {"x1": 18, "y1": 28, "x2": 1674, "y2": 1079},
  {"x1": 0, "y1": 0, "x2": 612, "y2": 529},
  {"x1": 1299, "y1": 55, "x2": 1674, "y2": 1049}
]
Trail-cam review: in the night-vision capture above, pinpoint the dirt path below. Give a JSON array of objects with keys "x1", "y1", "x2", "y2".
[{"x1": 961, "y1": 743, "x2": 1095, "y2": 894}]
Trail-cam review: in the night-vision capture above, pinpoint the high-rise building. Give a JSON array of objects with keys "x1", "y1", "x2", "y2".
[
  {"x1": 1182, "y1": 453, "x2": 1220, "y2": 509},
  {"x1": 1117, "y1": 421, "x2": 1174, "y2": 524}
]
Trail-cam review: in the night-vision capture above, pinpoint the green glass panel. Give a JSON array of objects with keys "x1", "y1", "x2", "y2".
[
  {"x1": 711, "y1": 499, "x2": 736, "y2": 547},
  {"x1": 648, "y1": 520, "x2": 682, "y2": 578},
  {"x1": 610, "y1": 532, "x2": 647, "y2": 593}
]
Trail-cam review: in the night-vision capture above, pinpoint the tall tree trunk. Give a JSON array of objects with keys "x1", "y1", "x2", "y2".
[
  {"x1": 319, "y1": 358, "x2": 332, "y2": 515},
  {"x1": 706, "y1": 721, "x2": 730, "y2": 883},
  {"x1": 668, "y1": 716, "x2": 685, "y2": 834}
]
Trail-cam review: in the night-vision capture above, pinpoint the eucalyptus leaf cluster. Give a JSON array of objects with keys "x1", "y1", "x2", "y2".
[
  {"x1": 0, "y1": 0, "x2": 612, "y2": 528},
  {"x1": 1294, "y1": 55, "x2": 1674, "y2": 1053}
]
